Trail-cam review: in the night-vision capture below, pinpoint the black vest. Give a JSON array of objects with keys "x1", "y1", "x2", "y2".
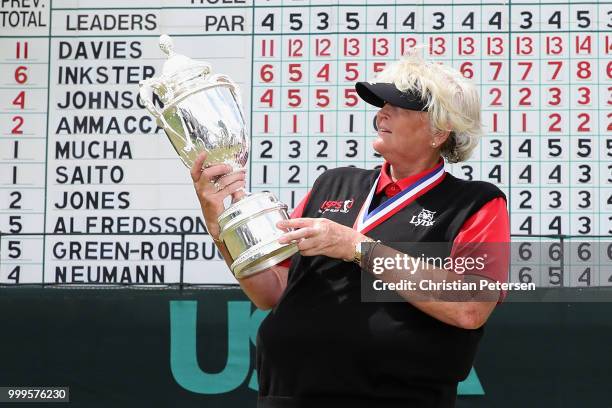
[{"x1": 257, "y1": 167, "x2": 506, "y2": 408}]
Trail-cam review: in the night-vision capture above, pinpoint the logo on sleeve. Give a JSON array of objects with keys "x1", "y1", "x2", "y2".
[
  {"x1": 409, "y1": 209, "x2": 436, "y2": 227},
  {"x1": 319, "y1": 198, "x2": 355, "y2": 214}
]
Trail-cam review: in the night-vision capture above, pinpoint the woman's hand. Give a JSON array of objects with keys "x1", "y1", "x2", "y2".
[
  {"x1": 277, "y1": 218, "x2": 366, "y2": 261},
  {"x1": 191, "y1": 151, "x2": 246, "y2": 239}
]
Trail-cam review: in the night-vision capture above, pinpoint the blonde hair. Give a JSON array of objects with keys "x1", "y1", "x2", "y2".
[{"x1": 375, "y1": 49, "x2": 482, "y2": 163}]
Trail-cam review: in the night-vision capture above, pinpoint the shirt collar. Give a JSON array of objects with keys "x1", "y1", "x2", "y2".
[{"x1": 376, "y1": 158, "x2": 444, "y2": 197}]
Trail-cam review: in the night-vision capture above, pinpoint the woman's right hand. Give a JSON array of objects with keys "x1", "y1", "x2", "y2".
[{"x1": 190, "y1": 151, "x2": 246, "y2": 239}]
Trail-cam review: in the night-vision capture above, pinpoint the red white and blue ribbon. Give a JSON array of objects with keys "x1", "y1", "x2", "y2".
[{"x1": 354, "y1": 162, "x2": 446, "y2": 234}]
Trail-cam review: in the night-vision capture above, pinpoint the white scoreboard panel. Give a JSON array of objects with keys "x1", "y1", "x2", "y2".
[{"x1": 1, "y1": 0, "x2": 611, "y2": 290}]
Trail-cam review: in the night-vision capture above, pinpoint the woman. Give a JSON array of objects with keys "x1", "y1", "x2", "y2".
[{"x1": 191, "y1": 53, "x2": 510, "y2": 408}]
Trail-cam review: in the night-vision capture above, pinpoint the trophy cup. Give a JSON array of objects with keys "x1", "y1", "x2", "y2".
[{"x1": 139, "y1": 34, "x2": 298, "y2": 278}]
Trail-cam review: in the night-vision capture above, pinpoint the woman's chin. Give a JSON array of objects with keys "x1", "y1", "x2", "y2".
[{"x1": 372, "y1": 139, "x2": 388, "y2": 155}]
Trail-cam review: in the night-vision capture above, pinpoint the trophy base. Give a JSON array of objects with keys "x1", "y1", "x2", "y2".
[
  {"x1": 231, "y1": 240, "x2": 299, "y2": 279},
  {"x1": 218, "y1": 191, "x2": 299, "y2": 279}
]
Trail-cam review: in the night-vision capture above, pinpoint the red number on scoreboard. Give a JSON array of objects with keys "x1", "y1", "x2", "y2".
[
  {"x1": 515, "y1": 36, "x2": 533, "y2": 55},
  {"x1": 486, "y1": 37, "x2": 504, "y2": 56},
  {"x1": 344, "y1": 62, "x2": 359, "y2": 81},
  {"x1": 577, "y1": 87, "x2": 591, "y2": 105},
  {"x1": 14, "y1": 66, "x2": 28, "y2": 84},
  {"x1": 260, "y1": 64, "x2": 274, "y2": 83},
  {"x1": 372, "y1": 62, "x2": 386, "y2": 73},
  {"x1": 517, "y1": 62, "x2": 533, "y2": 81},
  {"x1": 315, "y1": 89, "x2": 329, "y2": 108},
  {"x1": 518, "y1": 87, "x2": 532, "y2": 106},
  {"x1": 548, "y1": 113, "x2": 562, "y2": 132},
  {"x1": 576, "y1": 113, "x2": 591, "y2": 132},
  {"x1": 316, "y1": 64, "x2": 330, "y2": 82},
  {"x1": 489, "y1": 62, "x2": 503, "y2": 81},
  {"x1": 372, "y1": 37, "x2": 389, "y2": 57},
  {"x1": 400, "y1": 37, "x2": 417, "y2": 55},
  {"x1": 545, "y1": 36, "x2": 563, "y2": 55},
  {"x1": 288, "y1": 39, "x2": 303, "y2": 57},
  {"x1": 458, "y1": 37, "x2": 476, "y2": 56},
  {"x1": 576, "y1": 61, "x2": 591, "y2": 80},
  {"x1": 12, "y1": 91, "x2": 25, "y2": 109},
  {"x1": 260, "y1": 39, "x2": 275, "y2": 57},
  {"x1": 260, "y1": 89, "x2": 274, "y2": 107},
  {"x1": 548, "y1": 61, "x2": 563, "y2": 80},
  {"x1": 460, "y1": 62, "x2": 474, "y2": 79},
  {"x1": 428, "y1": 37, "x2": 446, "y2": 56},
  {"x1": 489, "y1": 88, "x2": 503, "y2": 106},
  {"x1": 288, "y1": 63, "x2": 302, "y2": 82},
  {"x1": 575, "y1": 35, "x2": 592, "y2": 55},
  {"x1": 343, "y1": 38, "x2": 360, "y2": 57},
  {"x1": 287, "y1": 89, "x2": 302, "y2": 107},
  {"x1": 547, "y1": 87, "x2": 561, "y2": 106},
  {"x1": 315, "y1": 38, "x2": 331, "y2": 57},
  {"x1": 11, "y1": 116, "x2": 24, "y2": 134},
  {"x1": 344, "y1": 89, "x2": 359, "y2": 107},
  {"x1": 15, "y1": 41, "x2": 28, "y2": 59}
]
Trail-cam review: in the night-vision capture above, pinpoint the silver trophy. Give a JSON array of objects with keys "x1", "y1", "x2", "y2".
[{"x1": 139, "y1": 35, "x2": 297, "y2": 278}]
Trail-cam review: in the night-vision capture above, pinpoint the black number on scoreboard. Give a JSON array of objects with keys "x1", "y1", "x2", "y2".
[
  {"x1": 288, "y1": 140, "x2": 301, "y2": 158},
  {"x1": 9, "y1": 191, "x2": 22, "y2": 209},
  {"x1": 432, "y1": 12, "x2": 445, "y2": 30},
  {"x1": 260, "y1": 140, "x2": 272, "y2": 159},
  {"x1": 316, "y1": 12, "x2": 329, "y2": 30},
  {"x1": 316, "y1": 140, "x2": 328, "y2": 158},
  {"x1": 462, "y1": 12, "x2": 474, "y2": 30},
  {"x1": 288, "y1": 165, "x2": 300, "y2": 184},
  {"x1": 520, "y1": 11, "x2": 533, "y2": 29},
  {"x1": 576, "y1": 10, "x2": 591, "y2": 28},
  {"x1": 376, "y1": 12, "x2": 388, "y2": 30},
  {"x1": 345, "y1": 140, "x2": 358, "y2": 158},
  {"x1": 402, "y1": 12, "x2": 415, "y2": 30},
  {"x1": 289, "y1": 13, "x2": 302, "y2": 31},
  {"x1": 345, "y1": 12, "x2": 359, "y2": 30},
  {"x1": 261, "y1": 13, "x2": 274, "y2": 31},
  {"x1": 8, "y1": 267, "x2": 20, "y2": 284},
  {"x1": 488, "y1": 11, "x2": 502, "y2": 30},
  {"x1": 548, "y1": 11, "x2": 561, "y2": 29}
]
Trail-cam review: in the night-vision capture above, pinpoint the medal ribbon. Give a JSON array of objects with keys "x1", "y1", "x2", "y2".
[{"x1": 354, "y1": 162, "x2": 446, "y2": 234}]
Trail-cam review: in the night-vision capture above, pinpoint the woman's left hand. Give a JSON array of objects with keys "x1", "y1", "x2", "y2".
[{"x1": 277, "y1": 218, "x2": 365, "y2": 260}]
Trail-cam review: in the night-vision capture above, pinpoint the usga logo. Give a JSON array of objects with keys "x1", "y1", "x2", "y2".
[{"x1": 319, "y1": 198, "x2": 355, "y2": 214}]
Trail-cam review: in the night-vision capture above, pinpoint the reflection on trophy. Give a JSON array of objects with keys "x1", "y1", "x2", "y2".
[{"x1": 139, "y1": 34, "x2": 298, "y2": 279}]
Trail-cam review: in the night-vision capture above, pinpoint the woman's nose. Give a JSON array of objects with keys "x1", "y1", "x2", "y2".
[
  {"x1": 374, "y1": 108, "x2": 389, "y2": 130},
  {"x1": 378, "y1": 104, "x2": 392, "y2": 118}
]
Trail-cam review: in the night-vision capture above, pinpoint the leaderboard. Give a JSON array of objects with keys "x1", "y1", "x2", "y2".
[{"x1": 1, "y1": 0, "x2": 611, "y2": 287}]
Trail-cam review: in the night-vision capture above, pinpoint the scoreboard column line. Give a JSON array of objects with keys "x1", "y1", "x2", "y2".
[
  {"x1": 596, "y1": 0, "x2": 601, "y2": 284},
  {"x1": 508, "y1": 0, "x2": 513, "y2": 237},
  {"x1": 566, "y1": 0, "x2": 571, "y2": 239},
  {"x1": 478, "y1": 0, "x2": 483, "y2": 188},
  {"x1": 336, "y1": 1, "x2": 340, "y2": 171},
  {"x1": 306, "y1": 0, "x2": 311, "y2": 189},
  {"x1": 41, "y1": 0, "x2": 53, "y2": 287},
  {"x1": 538, "y1": 0, "x2": 542, "y2": 243},
  {"x1": 248, "y1": 2, "x2": 256, "y2": 193}
]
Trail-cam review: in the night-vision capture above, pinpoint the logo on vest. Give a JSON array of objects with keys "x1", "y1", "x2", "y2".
[
  {"x1": 319, "y1": 198, "x2": 354, "y2": 214},
  {"x1": 409, "y1": 209, "x2": 436, "y2": 227}
]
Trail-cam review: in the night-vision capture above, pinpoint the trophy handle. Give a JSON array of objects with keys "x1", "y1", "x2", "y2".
[
  {"x1": 211, "y1": 74, "x2": 243, "y2": 106},
  {"x1": 139, "y1": 79, "x2": 162, "y2": 125}
]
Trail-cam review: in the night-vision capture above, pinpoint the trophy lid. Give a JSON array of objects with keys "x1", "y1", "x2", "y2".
[
  {"x1": 152, "y1": 34, "x2": 212, "y2": 103},
  {"x1": 159, "y1": 34, "x2": 211, "y2": 77}
]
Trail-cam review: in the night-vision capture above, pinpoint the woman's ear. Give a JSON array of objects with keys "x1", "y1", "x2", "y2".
[{"x1": 433, "y1": 129, "x2": 451, "y2": 147}]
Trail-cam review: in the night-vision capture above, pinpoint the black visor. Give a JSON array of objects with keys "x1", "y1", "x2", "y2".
[{"x1": 355, "y1": 82, "x2": 428, "y2": 111}]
